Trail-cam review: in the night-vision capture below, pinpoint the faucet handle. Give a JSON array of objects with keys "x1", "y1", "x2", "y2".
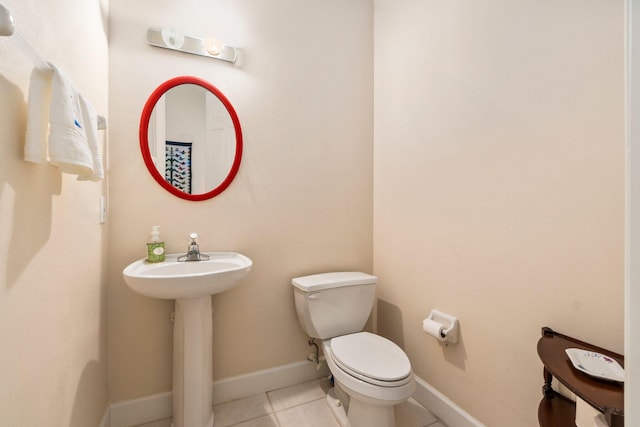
[{"x1": 177, "y1": 233, "x2": 209, "y2": 262}]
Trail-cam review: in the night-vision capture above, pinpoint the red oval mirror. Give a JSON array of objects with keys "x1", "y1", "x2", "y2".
[{"x1": 139, "y1": 76, "x2": 243, "y2": 201}]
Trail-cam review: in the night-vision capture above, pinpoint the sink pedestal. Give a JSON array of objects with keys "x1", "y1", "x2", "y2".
[
  {"x1": 122, "y1": 252, "x2": 253, "y2": 427},
  {"x1": 172, "y1": 295, "x2": 214, "y2": 427}
]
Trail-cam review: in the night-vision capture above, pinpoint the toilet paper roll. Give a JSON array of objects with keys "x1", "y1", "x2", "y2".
[{"x1": 422, "y1": 318, "x2": 447, "y2": 342}]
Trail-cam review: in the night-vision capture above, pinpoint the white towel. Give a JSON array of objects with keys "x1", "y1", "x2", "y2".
[
  {"x1": 77, "y1": 94, "x2": 104, "y2": 181},
  {"x1": 24, "y1": 63, "x2": 102, "y2": 179},
  {"x1": 24, "y1": 66, "x2": 53, "y2": 164},
  {"x1": 46, "y1": 63, "x2": 94, "y2": 176}
]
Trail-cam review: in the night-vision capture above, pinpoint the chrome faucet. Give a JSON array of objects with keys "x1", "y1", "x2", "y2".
[{"x1": 177, "y1": 233, "x2": 210, "y2": 262}]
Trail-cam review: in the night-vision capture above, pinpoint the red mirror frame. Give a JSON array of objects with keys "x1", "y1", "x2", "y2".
[{"x1": 139, "y1": 76, "x2": 243, "y2": 201}]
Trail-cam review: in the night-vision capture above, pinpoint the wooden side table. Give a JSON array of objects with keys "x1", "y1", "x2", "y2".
[{"x1": 537, "y1": 327, "x2": 624, "y2": 427}]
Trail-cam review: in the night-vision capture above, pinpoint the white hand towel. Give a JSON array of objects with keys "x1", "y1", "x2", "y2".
[
  {"x1": 24, "y1": 66, "x2": 53, "y2": 164},
  {"x1": 46, "y1": 63, "x2": 93, "y2": 176},
  {"x1": 24, "y1": 64, "x2": 103, "y2": 179},
  {"x1": 77, "y1": 94, "x2": 104, "y2": 181}
]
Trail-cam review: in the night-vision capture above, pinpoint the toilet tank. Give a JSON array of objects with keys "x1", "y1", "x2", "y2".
[{"x1": 291, "y1": 272, "x2": 377, "y2": 339}]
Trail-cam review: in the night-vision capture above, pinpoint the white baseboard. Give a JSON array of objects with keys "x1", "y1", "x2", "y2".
[
  {"x1": 108, "y1": 359, "x2": 330, "y2": 427},
  {"x1": 411, "y1": 375, "x2": 486, "y2": 427},
  {"x1": 106, "y1": 361, "x2": 484, "y2": 427},
  {"x1": 212, "y1": 358, "x2": 330, "y2": 405},
  {"x1": 109, "y1": 391, "x2": 172, "y2": 427}
]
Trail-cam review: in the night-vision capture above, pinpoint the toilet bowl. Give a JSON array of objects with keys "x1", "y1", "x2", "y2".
[
  {"x1": 323, "y1": 333, "x2": 415, "y2": 427},
  {"x1": 292, "y1": 272, "x2": 415, "y2": 427}
]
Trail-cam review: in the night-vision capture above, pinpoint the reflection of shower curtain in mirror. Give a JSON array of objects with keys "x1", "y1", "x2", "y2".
[{"x1": 165, "y1": 141, "x2": 192, "y2": 194}]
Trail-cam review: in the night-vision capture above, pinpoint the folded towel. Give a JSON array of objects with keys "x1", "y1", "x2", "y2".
[
  {"x1": 46, "y1": 63, "x2": 94, "y2": 176},
  {"x1": 77, "y1": 94, "x2": 104, "y2": 181},
  {"x1": 24, "y1": 63, "x2": 104, "y2": 181},
  {"x1": 24, "y1": 66, "x2": 53, "y2": 164}
]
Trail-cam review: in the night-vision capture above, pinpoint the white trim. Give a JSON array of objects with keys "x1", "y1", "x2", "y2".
[
  {"x1": 627, "y1": 0, "x2": 640, "y2": 424},
  {"x1": 211, "y1": 358, "x2": 330, "y2": 405},
  {"x1": 109, "y1": 391, "x2": 172, "y2": 427},
  {"x1": 411, "y1": 375, "x2": 486, "y2": 427},
  {"x1": 107, "y1": 359, "x2": 329, "y2": 427},
  {"x1": 106, "y1": 361, "x2": 484, "y2": 427}
]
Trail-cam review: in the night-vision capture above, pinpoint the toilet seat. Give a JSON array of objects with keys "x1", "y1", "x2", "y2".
[{"x1": 329, "y1": 332, "x2": 412, "y2": 387}]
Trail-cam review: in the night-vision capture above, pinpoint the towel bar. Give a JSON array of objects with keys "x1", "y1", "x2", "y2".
[{"x1": 0, "y1": 3, "x2": 107, "y2": 130}]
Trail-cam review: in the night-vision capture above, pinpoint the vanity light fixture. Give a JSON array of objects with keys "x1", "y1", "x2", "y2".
[{"x1": 146, "y1": 27, "x2": 237, "y2": 63}]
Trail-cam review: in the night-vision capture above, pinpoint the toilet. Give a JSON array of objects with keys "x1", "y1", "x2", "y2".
[{"x1": 292, "y1": 272, "x2": 415, "y2": 427}]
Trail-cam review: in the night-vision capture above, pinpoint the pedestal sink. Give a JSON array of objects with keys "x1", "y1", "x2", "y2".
[{"x1": 123, "y1": 252, "x2": 252, "y2": 427}]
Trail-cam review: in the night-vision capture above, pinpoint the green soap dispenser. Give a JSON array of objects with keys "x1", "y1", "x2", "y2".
[{"x1": 146, "y1": 225, "x2": 165, "y2": 263}]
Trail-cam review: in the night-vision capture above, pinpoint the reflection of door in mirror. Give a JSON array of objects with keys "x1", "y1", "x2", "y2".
[
  {"x1": 205, "y1": 93, "x2": 235, "y2": 191},
  {"x1": 148, "y1": 94, "x2": 166, "y2": 178},
  {"x1": 147, "y1": 84, "x2": 235, "y2": 195}
]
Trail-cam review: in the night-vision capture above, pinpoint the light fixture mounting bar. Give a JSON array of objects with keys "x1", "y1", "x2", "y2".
[{"x1": 146, "y1": 28, "x2": 237, "y2": 63}]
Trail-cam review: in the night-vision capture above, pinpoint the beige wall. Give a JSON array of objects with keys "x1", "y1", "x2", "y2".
[
  {"x1": 373, "y1": 1, "x2": 625, "y2": 426},
  {"x1": 0, "y1": 0, "x2": 109, "y2": 426},
  {"x1": 0, "y1": 1, "x2": 623, "y2": 424},
  {"x1": 107, "y1": 0, "x2": 373, "y2": 401}
]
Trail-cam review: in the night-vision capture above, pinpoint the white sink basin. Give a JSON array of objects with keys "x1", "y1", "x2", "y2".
[{"x1": 123, "y1": 252, "x2": 252, "y2": 299}]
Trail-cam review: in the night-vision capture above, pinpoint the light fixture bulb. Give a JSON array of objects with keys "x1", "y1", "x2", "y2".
[
  {"x1": 204, "y1": 37, "x2": 223, "y2": 56},
  {"x1": 161, "y1": 28, "x2": 184, "y2": 49}
]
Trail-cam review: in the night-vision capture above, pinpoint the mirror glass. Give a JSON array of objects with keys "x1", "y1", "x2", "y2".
[{"x1": 139, "y1": 76, "x2": 243, "y2": 201}]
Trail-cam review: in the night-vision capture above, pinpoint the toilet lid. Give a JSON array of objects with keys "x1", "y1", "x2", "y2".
[{"x1": 330, "y1": 332, "x2": 412, "y2": 384}]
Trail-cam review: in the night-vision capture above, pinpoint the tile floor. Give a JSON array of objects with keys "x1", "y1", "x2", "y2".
[{"x1": 135, "y1": 377, "x2": 447, "y2": 427}]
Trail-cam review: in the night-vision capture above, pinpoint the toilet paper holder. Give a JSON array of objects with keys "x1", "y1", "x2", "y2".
[{"x1": 423, "y1": 309, "x2": 459, "y2": 344}]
